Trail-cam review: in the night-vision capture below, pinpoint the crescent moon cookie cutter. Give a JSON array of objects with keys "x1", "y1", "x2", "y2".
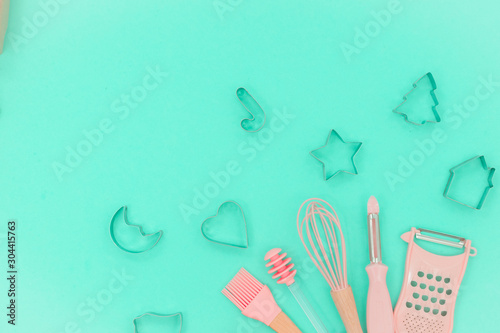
[
  {"x1": 236, "y1": 87, "x2": 266, "y2": 132},
  {"x1": 201, "y1": 200, "x2": 248, "y2": 249},
  {"x1": 133, "y1": 312, "x2": 183, "y2": 333},
  {"x1": 393, "y1": 72, "x2": 440, "y2": 125},
  {"x1": 109, "y1": 206, "x2": 163, "y2": 254}
]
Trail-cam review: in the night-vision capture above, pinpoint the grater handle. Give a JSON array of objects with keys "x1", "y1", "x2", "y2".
[{"x1": 366, "y1": 263, "x2": 394, "y2": 333}]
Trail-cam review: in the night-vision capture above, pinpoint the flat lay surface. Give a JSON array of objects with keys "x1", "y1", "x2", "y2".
[{"x1": 0, "y1": 0, "x2": 499, "y2": 332}]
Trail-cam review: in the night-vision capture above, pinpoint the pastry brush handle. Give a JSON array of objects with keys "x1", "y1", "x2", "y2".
[
  {"x1": 269, "y1": 311, "x2": 302, "y2": 333},
  {"x1": 366, "y1": 263, "x2": 394, "y2": 333},
  {"x1": 288, "y1": 282, "x2": 329, "y2": 333},
  {"x1": 330, "y1": 286, "x2": 363, "y2": 333}
]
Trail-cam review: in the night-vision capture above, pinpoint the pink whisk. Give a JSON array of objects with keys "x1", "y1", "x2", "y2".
[{"x1": 297, "y1": 198, "x2": 362, "y2": 333}]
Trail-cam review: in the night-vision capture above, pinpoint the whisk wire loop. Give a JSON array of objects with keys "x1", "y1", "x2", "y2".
[{"x1": 297, "y1": 198, "x2": 348, "y2": 291}]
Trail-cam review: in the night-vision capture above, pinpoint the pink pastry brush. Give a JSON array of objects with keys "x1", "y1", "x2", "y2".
[
  {"x1": 366, "y1": 196, "x2": 394, "y2": 333},
  {"x1": 222, "y1": 268, "x2": 302, "y2": 333}
]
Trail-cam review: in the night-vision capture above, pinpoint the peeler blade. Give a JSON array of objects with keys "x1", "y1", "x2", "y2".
[{"x1": 415, "y1": 229, "x2": 465, "y2": 248}]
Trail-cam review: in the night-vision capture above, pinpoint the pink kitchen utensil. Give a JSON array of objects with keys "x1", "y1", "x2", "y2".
[
  {"x1": 297, "y1": 198, "x2": 362, "y2": 333},
  {"x1": 393, "y1": 227, "x2": 477, "y2": 333},
  {"x1": 366, "y1": 196, "x2": 394, "y2": 333},
  {"x1": 265, "y1": 248, "x2": 328, "y2": 333},
  {"x1": 222, "y1": 268, "x2": 302, "y2": 332}
]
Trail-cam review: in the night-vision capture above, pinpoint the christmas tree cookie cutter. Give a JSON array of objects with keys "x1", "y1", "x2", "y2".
[
  {"x1": 109, "y1": 206, "x2": 163, "y2": 254},
  {"x1": 443, "y1": 155, "x2": 495, "y2": 210},
  {"x1": 309, "y1": 129, "x2": 363, "y2": 181},
  {"x1": 201, "y1": 200, "x2": 248, "y2": 248},
  {"x1": 133, "y1": 312, "x2": 183, "y2": 333},
  {"x1": 236, "y1": 87, "x2": 266, "y2": 132},
  {"x1": 393, "y1": 72, "x2": 440, "y2": 125}
]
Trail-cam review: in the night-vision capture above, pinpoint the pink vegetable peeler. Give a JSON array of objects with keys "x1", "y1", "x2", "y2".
[{"x1": 366, "y1": 196, "x2": 394, "y2": 333}]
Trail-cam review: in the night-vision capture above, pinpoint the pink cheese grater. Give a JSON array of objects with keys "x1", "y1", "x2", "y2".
[{"x1": 394, "y1": 228, "x2": 476, "y2": 333}]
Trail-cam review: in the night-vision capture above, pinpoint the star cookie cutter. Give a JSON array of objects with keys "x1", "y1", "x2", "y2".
[
  {"x1": 393, "y1": 72, "x2": 440, "y2": 125},
  {"x1": 310, "y1": 129, "x2": 363, "y2": 181}
]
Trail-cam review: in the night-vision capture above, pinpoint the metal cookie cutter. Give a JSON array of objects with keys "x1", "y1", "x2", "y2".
[
  {"x1": 443, "y1": 155, "x2": 495, "y2": 210},
  {"x1": 201, "y1": 201, "x2": 248, "y2": 248},
  {"x1": 109, "y1": 206, "x2": 163, "y2": 254},
  {"x1": 393, "y1": 72, "x2": 440, "y2": 125},
  {"x1": 310, "y1": 129, "x2": 363, "y2": 181},
  {"x1": 133, "y1": 312, "x2": 183, "y2": 333},
  {"x1": 236, "y1": 87, "x2": 266, "y2": 132}
]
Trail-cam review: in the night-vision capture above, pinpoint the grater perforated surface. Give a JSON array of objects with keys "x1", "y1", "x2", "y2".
[{"x1": 394, "y1": 228, "x2": 476, "y2": 333}]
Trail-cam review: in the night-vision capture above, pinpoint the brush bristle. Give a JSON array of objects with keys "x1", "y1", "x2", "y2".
[
  {"x1": 367, "y1": 196, "x2": 379, "y2": 214},
  {"x1": 222, "y1": 268, "x2": 264, "y2": 311}
]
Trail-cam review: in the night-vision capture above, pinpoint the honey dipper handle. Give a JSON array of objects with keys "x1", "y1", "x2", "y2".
[
  {"x1": 269, "y1": 311, "x2": 302, "y2": 333},
  {"x1": 330, "y1": 286, "x2": 363, "y2": 333}
]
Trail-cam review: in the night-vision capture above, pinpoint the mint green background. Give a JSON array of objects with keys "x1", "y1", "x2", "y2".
[{"x1": 1, "y1": 0, "x2": 499, "y2": 332}]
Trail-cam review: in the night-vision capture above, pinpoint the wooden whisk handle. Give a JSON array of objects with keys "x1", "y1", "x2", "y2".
[
  {"x1": 269, "y1": 311, "x2": 302, "y2": 333},
  {"x1": 330, "y1": 285, "x2": 363, "y2": 333}
]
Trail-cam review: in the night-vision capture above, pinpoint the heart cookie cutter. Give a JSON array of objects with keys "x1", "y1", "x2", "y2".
[
  {"x1": 201, "y1": 201, "x2": 248, "y2": 248},
  {"x1": 236, "y1": 87, "x2": 266, "y2": 132}
]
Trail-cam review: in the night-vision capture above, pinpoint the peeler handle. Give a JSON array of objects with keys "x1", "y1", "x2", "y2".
[{"x1": 366, "y1": 263, "x2": 394, "y2": 333}]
